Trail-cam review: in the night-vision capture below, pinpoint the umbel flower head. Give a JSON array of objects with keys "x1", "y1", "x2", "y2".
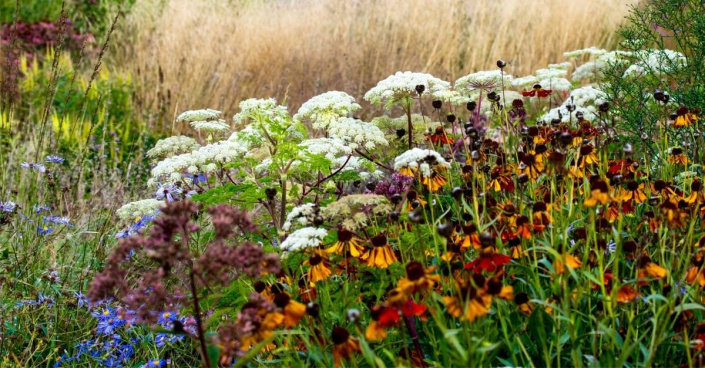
[
  {"x1": 176, "y1": 109, "x2": 230, "y2": 132},
  {"x1": 295, "y1": 91, "x2": 361, "y2": 129},
  {"x1": 147, "y1": 136, "x2": 201, "y2": 159},
  {"x1": 279, "y1": 227, "x2": 328, "y2": 253},
  {"x1": 455, "y1": 70, "x2": 514, "y2": 93},
  {"x1": 364, "y1": 71, "x2": 450, "y2": 108}
]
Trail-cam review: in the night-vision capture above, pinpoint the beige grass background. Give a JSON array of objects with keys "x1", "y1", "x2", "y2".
[{"x1": 116, "y1": 0, "x2": 633, "y2": 125}]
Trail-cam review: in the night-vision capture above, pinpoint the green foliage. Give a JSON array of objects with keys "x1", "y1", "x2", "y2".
[
  {"x1": 191, "y1": 183, "x2": 264, "y2": 209},
  {"x1": 601, "y1": 0, "x2": 705, "y2": 152},
  {"x1": 0, "y1": 0, "x2": 136, "y2": 39}
]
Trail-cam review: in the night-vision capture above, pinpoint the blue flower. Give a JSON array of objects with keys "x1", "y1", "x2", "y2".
[
  {"x1": 37, "y1": 294, "x2": 55, "y2": 307},
  {"x1": 93, "y1": 307, "x2": 116, "y2": 320},
  {"x1": 0, "y1": 201, "x2": 16, "y2": 213},
  {"x1": 74, "y1": 291, "x2": 90, "y2": 308},
  {"x1": 155, "y1": 183, "x2": 182, "y2": 202},
  {"x1": 33, "y1": 204, "x2": 51, "y2": 214},
  {"x1": 38, "y1": 225, "x2": 54, "y2": 235},
  {"x1": 45, "y1": 155, "x2": 65, "y2": 164},
  {"x1": 53, "y1": 354, "x2": 68, "y2": 367},
  {"x1": 16, "y1": 299, "x2": 37, "y2": 307},
  {"x1": 157, "y1": 310, "x2": 178, "y2": 326},
  {"x1": 21, "y1": 162, "x2": 46, "y2": 173},
  {"x1": 142, "y1": 358, "x2": 168, "y2": 368},
  {"x1": 44, "y1": 215, "x2": 73, "y2": 226},
  {"x1": 184, "y1": 172, "x2": 207, "y2": 184},
  {"x1": 115, "y1": 212, "x2": 158, "y2": 238}
]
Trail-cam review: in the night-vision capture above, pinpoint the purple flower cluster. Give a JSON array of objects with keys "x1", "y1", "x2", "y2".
[
  {"x1": 371, "y1": 173, "x2": 414, "y2": 198},
  {"x1": 89, "y1": 200, "x2": 281, "y2": 330}
]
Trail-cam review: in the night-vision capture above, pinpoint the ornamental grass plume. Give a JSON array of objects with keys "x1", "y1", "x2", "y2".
[{"x1": 88, "y1": 200, "x2": 281, "y2": 367}]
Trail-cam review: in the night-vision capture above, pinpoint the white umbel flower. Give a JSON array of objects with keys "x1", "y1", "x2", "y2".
[
  {"x1": 150, "y1": 140, "x2": 248, "y2": 182},
  {"x1": 147, "y1": 136, "x2": 200, "y2": 159},
  {"x1": 176, "y1": 109, "x2": 221, "y2": 123},
  {"x1": 190, "y1": 119, "x2": 230, "y2": 132},
  {"x1": 393, "y1": 148, "x2": 450, "y2": 172},
  {"x1": 295, "y1": 91, "x2": 361, "y2": 129},
  {"x1": 563, "y1": 47, "x2": 608, "y2": 58},
  {"x1": 233, "y1": 98, "x2": 289, "y2": 124},
  {"x1": 431, "y1": 87, "x2": 475, "y2": 105},
  {"x1": 455, "y1": 70, "x2": 513, "y2": 93},
  {"x1": 571, "y1": 51, "x2": 633, "y2": 82},
  {"x1": 364, "y1": 71, "x2": 450, "y2": 107},
  {"x1": 280, "y1": 227, "x2": 328, "y2": 253},
  {"x1": 548, "y1": 62, "x2": 572, "y2": 70},
  {"x1": 328, "y1": 117, "x2": 388, "y2": 150},
  {"x1": 538, "y1": 78, "x2": 573, "y2": 92},
  {"x1": 116, "y1": 199, "x2": 163, "y2": 221},
  {"x1": 543, "y1": 86, "x2": 607, "y2": 123},
  {"x1": 623, "y1": 49, "x2": 686, "y2": 78},
  {"x1": 511, "y1": 75, "x2": 540, "y2": 88},
  {"x1": 299, "y1": 137, "x2": 353, "y2": 160},
  {"x1": 282, "y1": 203, "x2": 317, "y2": 231},
  {"x1": 536, "y1": 68, "x2": 568, "y2": 80}
]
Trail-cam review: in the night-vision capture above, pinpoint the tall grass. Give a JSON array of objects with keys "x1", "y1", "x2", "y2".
[{"x1": 117, "y1": 0, "x2": 632, "y2": 128}]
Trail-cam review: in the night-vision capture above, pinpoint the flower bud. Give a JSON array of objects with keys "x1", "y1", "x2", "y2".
[{"x1": 346, "y1": 308, "x2": 361, "y2": 322}]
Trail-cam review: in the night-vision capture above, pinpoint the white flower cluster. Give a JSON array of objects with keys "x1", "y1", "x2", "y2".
[
  {"x1": 623, "y1": 49, "x2": 686, "y2": 78},
  {"x1": 431, "y1": 88, "x2": 474, "y2": 105},
  {"x1": 116, "y1": 199, "x2": 163, "y2": 221},
  {"x1": 150, "y1": 140, "x2": 248, "y2": 183},
  {"x1": 328, "y1": 117, "x2": 389, "y2": 150},
  {"x1": 571, "y1": 51, "x2": 632, "y2": 82},
  {"x1": 511, "y1": 75, "x2": 539, "y2": 88},
  {"x1": 563, "y1": 47, "x2": 609, "y2": 58},
  {"x1": 176, "y1": 109, "x2": 222, "y2": 123},
  {"x1": 294, "y1": 91, "x2": 361, "y2": 129},
  {"x1": 393, "y1": 148, "x2": 450, "y2": 172},
  {"x1": 190, "y1": 119, "x2": 230, "y2": 132},
  {"x1": 175, "y1": 109, "x2": 229, "y2": 133},
  {"x1": 299, "y1": 137, "x2": 353, "y2": 160},
  {"x1": 455, "y1": 70, "x2": 513, "y2": 93},
  {"x1": 539, "y1": 78, "x2": 572, "y2": 92},
  {"x1": 233, "y1": 98, "x2": 289, "y2": 124},
  {"x1": 282, "y1": 203, "x2": 317, "y2": 231},
  {"x1": 147, "y1": 136, "x2": 200, "y2": 159},
  {"x1": 279, "y1": 227, "x2": 328, "y2": 253},
  {"x1": 548, "y1": 62, "x2": 572, "y2": 70},
  {"x1": 513, "y1": 62, "x2": 572, "y2": 89},
  {"x1": 364, "y1": 71, "x2": 450, "y2": 106},
  {"x1": 321, "y1": 194, "x2": 391, "y2": 231},
  {"x1": 536, "y1": 68, "x2": 568, "y2": 80},
  {"x1": 543, "y1": 86, "x2": 607, "y2": 123}
]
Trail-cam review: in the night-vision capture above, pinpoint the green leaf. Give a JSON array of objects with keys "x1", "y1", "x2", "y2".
[
  {"x1": 206, "y1": 339, "x2": 221, "y2": 368},
  {"x1": 191, "y1": 183, "x2": 264, "y2": 209},
  {"x1": 674, "y1": 303, "x2": 705, "y2": 313}
]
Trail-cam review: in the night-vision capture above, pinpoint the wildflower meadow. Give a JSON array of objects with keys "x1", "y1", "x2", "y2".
[{"x1": 3, "y1": 0, "x2": 705, "y2": 367}]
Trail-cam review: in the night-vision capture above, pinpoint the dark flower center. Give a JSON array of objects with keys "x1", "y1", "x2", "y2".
[
  {"x1": 331, "y1": 327, "x2": 350, "y2": 345},
  {"x1": 338, "y1": 229, "x2": 353, "y2": 242},
  {"x1": 371, "y1": 234, "x2": 387, "y2": 247},
  {"x1": 405, "y1": 261, "x2": 425, "y2": 281}
]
